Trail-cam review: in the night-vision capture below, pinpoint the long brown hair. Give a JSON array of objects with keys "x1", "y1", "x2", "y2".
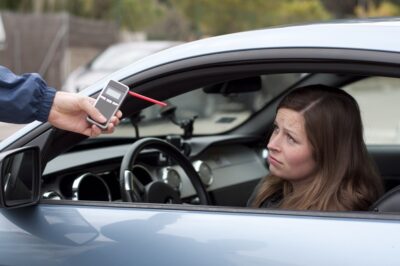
[{"x1": 252, "y1": 85, "x2": 384, "y2": 211}]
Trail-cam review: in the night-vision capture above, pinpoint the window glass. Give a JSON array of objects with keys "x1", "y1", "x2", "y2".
[
  {"x1": 343, "y1": 77, "x2": 400, "y2": 144},
  {"x1": 112, "y1": 73, "x2": 303, "y2": 137}
]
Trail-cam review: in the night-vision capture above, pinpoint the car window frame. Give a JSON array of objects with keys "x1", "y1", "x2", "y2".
[
  {"x1": 41, "y1": 198, "x2": 400, "y2": 221},
  {"x1": 4, "y1": 47, "x2": 400, "y2": 152},
  {"x1": 4, "y1": 47, "x2": 400, "y2": 221}
]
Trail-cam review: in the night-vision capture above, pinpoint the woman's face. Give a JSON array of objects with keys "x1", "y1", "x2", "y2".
[{"x1": 267, "y1": 108, "x2": 317, "y2": 187}]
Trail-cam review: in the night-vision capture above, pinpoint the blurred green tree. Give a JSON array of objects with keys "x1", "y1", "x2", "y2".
[
  {"x1": 170, "y1": 0, "x2": 330, "y2": 37},
  {"x1": 1, "y1": 0, "x2": 399, "y2": 39},
  {"x1": 63, "y1": 0, "x2": 165, "y2": 31},
  {"x1": 115, "y1": 0, "x2": 165, "y2": 31},
  {"x1": 354, "y1": 0, "x2": 400, "y2": 17},
  {"x1": 320, "y1": 0, "x2": 400, "y2": 18},
  {"x1": 320, "y1": 0, "x2": 365, "y2": 18},
  {"x1": 0, "y1": 0, "x2": 164, "y2": 32},
  {"x1": 146, "y1": 7, "x2": 191, "y2": 40},
  {"x1": 277, "y1": 0, "x2": 331, "y2": 24},
  {"x1": 0, "y1": 0, "x2": 32, "y2": 11}
]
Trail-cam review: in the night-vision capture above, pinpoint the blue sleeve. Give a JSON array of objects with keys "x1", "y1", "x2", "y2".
[{"x1": 0, "y1": 65, "x2": 56, "y2": 123}]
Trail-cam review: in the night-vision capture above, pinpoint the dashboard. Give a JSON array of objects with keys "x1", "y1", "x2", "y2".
[{"x1": 41, "y1": 135, "x2": 268, "y2": 206}]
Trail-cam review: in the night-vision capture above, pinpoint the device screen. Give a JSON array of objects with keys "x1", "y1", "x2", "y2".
[
  {"x1": 105, "y1": 87, "x2": 122, "y2": 100},
  {"x1": 87, "y1": 80, "x2": 128, "y2": 129},
  {"x1": 95, "y1": 87, "x2": 122, "y2": 125}
]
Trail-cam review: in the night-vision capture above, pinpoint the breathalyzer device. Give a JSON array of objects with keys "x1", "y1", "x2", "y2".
[{"x1": 87, "y1": 80, "x2": 129, "y2": 129}]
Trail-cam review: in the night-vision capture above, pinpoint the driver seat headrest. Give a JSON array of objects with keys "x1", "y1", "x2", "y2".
[{"x1": 370, "y1": 185, "x2": 400, "y2": 213}]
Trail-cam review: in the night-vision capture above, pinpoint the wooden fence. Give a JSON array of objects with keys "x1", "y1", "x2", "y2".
[{"x1": 0, "y1": 11, "x2": 118, "y2": 89}]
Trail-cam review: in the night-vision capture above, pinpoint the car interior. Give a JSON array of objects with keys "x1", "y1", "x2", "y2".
[{"x1": 31, "y1": 68, "x2": 400, "y2": 215}]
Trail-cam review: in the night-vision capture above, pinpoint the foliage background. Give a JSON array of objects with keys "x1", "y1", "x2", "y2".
[{"x1": 1, "y1": 0, "x2": 400, "y2": 40}]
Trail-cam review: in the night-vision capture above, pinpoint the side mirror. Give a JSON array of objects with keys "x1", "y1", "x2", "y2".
[{"x1": 0, "y1": 146, "x2": 41, "y2": 208}]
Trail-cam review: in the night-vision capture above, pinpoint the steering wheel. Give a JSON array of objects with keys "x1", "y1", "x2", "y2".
[{"x1": 119, "y1": 138, "x2": 211, "y2": 205}]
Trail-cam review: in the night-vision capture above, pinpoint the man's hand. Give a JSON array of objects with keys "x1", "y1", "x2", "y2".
[{"x1": 48, "y1": 92, "x2": 122, "y2": 137}]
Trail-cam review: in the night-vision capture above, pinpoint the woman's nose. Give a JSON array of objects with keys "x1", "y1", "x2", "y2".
[{"x1": 267, "y1": 134, "x2": 280, "y2": 152}]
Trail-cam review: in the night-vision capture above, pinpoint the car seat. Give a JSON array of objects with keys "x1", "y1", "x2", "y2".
[{"x1": 370, "y1": 185, "x2": 400, "y2": 212}]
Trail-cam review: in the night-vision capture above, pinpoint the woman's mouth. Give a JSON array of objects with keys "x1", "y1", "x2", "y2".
[{"x1": 268, "y1": 155, "x2": 282, "y2": 166}]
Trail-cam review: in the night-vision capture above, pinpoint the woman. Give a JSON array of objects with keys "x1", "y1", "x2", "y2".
[{"x1": 249, "y1": 84, "x2": 384, "y2": 211}]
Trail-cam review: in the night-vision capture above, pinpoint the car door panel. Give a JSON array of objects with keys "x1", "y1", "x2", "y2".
[{"x1": 0, "y1": 204, "x2": 399, "y2": 266}]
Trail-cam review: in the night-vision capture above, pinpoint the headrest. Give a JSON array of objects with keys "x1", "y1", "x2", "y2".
[{"x1": 370, "y1": 185, "x2": 400, "y2": 213}]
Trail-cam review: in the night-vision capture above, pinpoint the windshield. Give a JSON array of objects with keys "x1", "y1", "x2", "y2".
[
  {"x1": 112, "y1": 73, "x2": 303, "y2": 138},
  {"x1": 90, "y1": 42, "x2": 181, "y2": 71}
]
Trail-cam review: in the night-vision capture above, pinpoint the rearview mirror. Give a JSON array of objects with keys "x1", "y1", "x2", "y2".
[
  {"x1": 0, "y1": 146, "x2": 41, "y2": 208},
  {"x1": 203, "y1": 76, "x2": 261, "y2": 94}
]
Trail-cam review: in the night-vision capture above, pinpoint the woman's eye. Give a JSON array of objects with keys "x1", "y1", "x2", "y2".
[
  {"x1": 287, "y1": 135, "x2": 296, "y2": 144},
  {"x1": 272, "y1": 125, "x2": 279, "y2": 134}
]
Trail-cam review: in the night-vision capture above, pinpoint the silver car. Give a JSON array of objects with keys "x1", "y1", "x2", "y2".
[{"x1": 1, "y1": 18, "x2": 400, "y2": 265}]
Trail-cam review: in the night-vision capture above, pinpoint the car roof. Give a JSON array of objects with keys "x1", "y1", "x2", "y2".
[
  {"x1": 103, "y1": 41, "x2": 183, "y2": 50},
  {"x1": 83, "y1": 18, "x2": 400, "y2": 95}
]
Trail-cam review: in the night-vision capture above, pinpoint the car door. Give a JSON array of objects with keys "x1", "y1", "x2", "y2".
[{"x1": 1, "y1": 203, "x2": 400, "y2": 266}]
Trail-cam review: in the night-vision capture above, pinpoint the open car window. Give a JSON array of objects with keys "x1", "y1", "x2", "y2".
[{"x1": 111, "y1": 73, "x2": 303, "y2": 138}]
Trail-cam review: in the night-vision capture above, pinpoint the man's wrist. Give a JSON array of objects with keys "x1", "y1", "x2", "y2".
[{"x1": 37, "y1": 87, "x2": 57, "y2": 123}]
